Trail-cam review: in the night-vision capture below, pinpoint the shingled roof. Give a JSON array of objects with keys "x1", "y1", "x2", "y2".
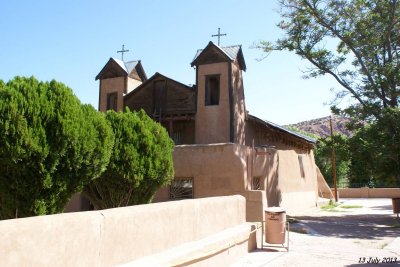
[
  {"x1": 248, "y1": 114, "x2": 317, "y2": 144},
  {"x1": 191, "y1": 41, "x2": 246, "y2": 71}
]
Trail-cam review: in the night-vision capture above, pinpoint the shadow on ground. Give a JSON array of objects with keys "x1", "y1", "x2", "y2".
[
  {"x1": 370, "y1": 205, "x2": 394, "y2": 211},
  {"x1": 291, "y1": 214, "x2": 400, "y2": 240}
]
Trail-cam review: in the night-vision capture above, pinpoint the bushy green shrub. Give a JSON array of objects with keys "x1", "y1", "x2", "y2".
[
  {"x1": 0, "y1": 77, "x2": 114, "y2": 219},
  {"x1": 83, "y1": 108, "x2": 174, "y2": 209}
]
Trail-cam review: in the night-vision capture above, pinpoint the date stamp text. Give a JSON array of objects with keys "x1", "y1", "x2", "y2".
[{"x1": 359, "y1": 257, "x2": 397, "y2": 264}]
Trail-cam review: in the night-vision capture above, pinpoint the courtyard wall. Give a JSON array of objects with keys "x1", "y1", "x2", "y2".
[
  {"x1": 337, "y1": 188, "x2": 400, "y2": 198},
  {"x1": 0, "y1": 195, "x2": 255, "y2": 267}
]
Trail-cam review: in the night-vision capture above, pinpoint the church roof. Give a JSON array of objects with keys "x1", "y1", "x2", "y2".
[
  {"x1": 95, "y1": 57, "x2": 147, "y2": 81},
  {"x1": 124, "y1": 72, "x2": 194, "y2": 99},
  {"x1": 191, "y1": 42, "x2": 246, "y2": 71},
  {"x1": 248, "y1": 115, "x2": 317, "y2": 144}
]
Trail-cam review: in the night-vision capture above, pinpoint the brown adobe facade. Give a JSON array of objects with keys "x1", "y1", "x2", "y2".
[{"x1": 93, "y1": 41, "x2": 331, "y2": 219}]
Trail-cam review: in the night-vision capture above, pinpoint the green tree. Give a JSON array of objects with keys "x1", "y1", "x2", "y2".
[
  {"x1": 348, "y1": 108, "x2": 400, "y2": 187},
  {"x1": 261, "y1": 0, "x2": 399, "y2": 122},
  {"x1": 262, "y1": 0, "x2": 400, "y2": 185},
  {"x1": 0, "y1": 77, "x2": 114, "y2": 219},
  {"x1": 83, "y1": 109, "x2": 174, "y2": 209},
  {"x1": 315, "y1": 134, "x2": 351, "y2": 187}
]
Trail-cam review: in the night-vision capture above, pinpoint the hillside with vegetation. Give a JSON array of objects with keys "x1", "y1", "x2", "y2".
[{"x1": 288, "y1": 116, "x2": 352, "y2": 138}]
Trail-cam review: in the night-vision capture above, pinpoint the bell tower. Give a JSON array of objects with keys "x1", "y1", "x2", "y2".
[
  {"x1": 96, "y1": 58, "x2": 147, "y2": 112},
  {"x1": 191, "y1": 42, "x2": 247, "y2": 144}
]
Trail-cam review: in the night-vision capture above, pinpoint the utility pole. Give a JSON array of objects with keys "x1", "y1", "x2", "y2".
[{"x1": 330, "y1": 115, "x2": 339, "y2": 202}]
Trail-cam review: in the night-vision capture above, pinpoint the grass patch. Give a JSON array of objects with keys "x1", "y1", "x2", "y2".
[
  {"x1": 391, "y1": 222, "x2": 400, "y2": 228},
  {"x1": 339, "y1": 205, "x2": 363, "y2": 209},
  {"x1": 321, "y1": 201, "x2": 363, "y2": 212},
  {"x1": 321, "y1": 203, "x2": 339, "y2": 211}
]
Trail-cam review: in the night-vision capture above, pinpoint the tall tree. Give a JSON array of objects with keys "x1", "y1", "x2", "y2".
[
  {"x1": 83, "y1": 109, "x2": 174, "y2": 209},
  {"x1": 261, "y1": 0, "x2": 399, "y2": 122},
  {"x1": 348, "y1": 108, "x2": 400, "y2": 186},
  {"x1": 0, "y1": 77, "x2": 114, "y2": 219},
  {"x1": 261, "y1": 0, "x2": 400, "y2": 185}
]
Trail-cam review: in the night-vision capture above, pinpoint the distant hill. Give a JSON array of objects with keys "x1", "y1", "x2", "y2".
[{"x1": 288, "y1": 116, "x2": 352, "y2": 138}]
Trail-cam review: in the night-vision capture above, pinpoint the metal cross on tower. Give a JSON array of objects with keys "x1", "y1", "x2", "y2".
[
  {"x1": 211, "y1": 28, "x2": 227, "y2": 46},
  {"x1": 117, "y1": 44, "x2": 129, "y2": 61}
]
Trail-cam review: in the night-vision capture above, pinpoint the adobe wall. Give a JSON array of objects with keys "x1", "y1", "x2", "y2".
[
  {"x1": 251, "y1": 147, "x2": 319, "y2": 214},
  {"x1": 172, "y1": 143, "x2": 248, "y2": 197},
  {"x1": 195, "y1": 62, "x2": 230, "y2": 144},
  {"x1": 231, "y1": 62, "x2": 246, "y2": 145},
  {"x1": 276, "y1": 150, "x2": 319, "y2": 213},
  {"x1": 65, "y1": 143, "x2": 320, "y2": 219},
  {"x1": 64, "y1": 193, "x2": 90, "y2": 212},
  {"x1": 0, "y1": 196, "x2": 254, "y2": 267},
  {"x1": 154, "y1": 143, "x2": 267, "y2": 222},
  {"x1": 252, "y1": 147, "x2": 279, "y2": 208},
  {"x1": 99, "y1": 77, "x2": 125, "y2": 111},
  {"x1": 337, "y1": 188, "x2": 400, "y2": 198},
  {"x1": 155, "y1": 143, "x2": 319, "y2": 219}
]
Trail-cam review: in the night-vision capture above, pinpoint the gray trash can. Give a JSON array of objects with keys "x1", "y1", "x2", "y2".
[{"x1": 265, "y1": 207, "x2": 286, "y2": 244}]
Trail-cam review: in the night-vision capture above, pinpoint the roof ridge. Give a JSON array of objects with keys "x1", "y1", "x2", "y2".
[
  {"x1": 111, "y1": 57, "x2": 139, "y2": 64},
  {"x1": 221, "y1": 44, "x2": 242, "y2": 48},
  {"x1": 124, "y1": 59, "x2": 139, "y2": 63}
]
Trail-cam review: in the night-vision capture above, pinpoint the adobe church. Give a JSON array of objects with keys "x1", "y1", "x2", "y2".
[{"x1": 94, "y1": 41, "x2": 331, "y2": 219}]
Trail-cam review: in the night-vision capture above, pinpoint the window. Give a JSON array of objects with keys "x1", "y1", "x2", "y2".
[
  {"x1": 252, "y1": 177, "x2": 261, "y2": 190},
  {"x1": 106, "y1": 92, "x2": 118, "y2": 111},
  {"x1": 169, "y1": 178, "x2": 193, "y2": 200},
  {"x1": 298, "y1": 155, "x2": 305, "y2": 178},
  {"x1": 205, "y1": 75, "x2": 220, "y2": 105}
]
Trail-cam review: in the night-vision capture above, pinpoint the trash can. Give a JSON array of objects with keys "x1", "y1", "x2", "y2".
[
  {"x1": 392, "y1": 198, "x2": 400, "y2": 215},
  {"x1": 265, "y1": 207, "x2": 286, "y2": 244}
]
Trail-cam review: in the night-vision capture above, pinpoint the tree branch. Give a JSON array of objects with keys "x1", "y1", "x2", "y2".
[{"x1": 302, "y1": 0, "x2": 385, "y2": 101}]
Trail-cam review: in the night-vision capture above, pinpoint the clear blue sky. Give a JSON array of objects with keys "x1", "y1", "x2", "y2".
[{"x1": 0, "y1": 0, "x2": 344, "y2": 125}]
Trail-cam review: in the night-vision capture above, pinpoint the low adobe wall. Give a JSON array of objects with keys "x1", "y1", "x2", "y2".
[
  {"x1": 337, "y1": 188, "x2": 400, "y2": 198},
  {"x1": 0, "y1": 195, "x2": 255, "y2": 267},
  {"x1": 241, "y1": 190, "x2": 267, "y2": 222}
]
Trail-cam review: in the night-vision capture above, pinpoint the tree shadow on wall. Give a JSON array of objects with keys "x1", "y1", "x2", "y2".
[{"x1": 266, "y1": 159, "x2": 282, "y2": 207}]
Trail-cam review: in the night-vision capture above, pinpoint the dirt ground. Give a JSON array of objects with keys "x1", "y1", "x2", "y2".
[{"x1": 232, "y1": 198, "x2": 400, "y2": 267}]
